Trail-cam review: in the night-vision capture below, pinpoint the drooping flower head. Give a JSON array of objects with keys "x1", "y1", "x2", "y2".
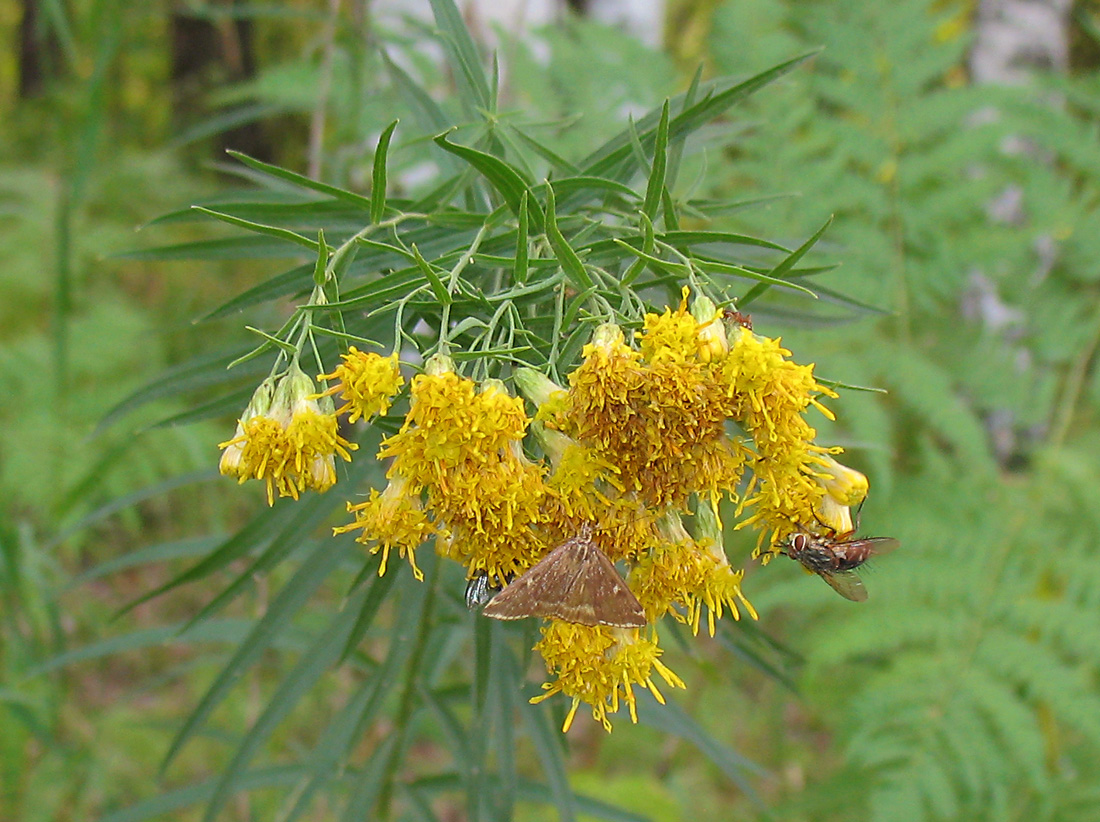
[
  {"x1": 218, "y1": 364, "x2": 356, "y2": 505},
  {"x1": 532, "y1": 622, "x2": 685, "y2": 732},
  {"x1": 334, "y1": 474, "x2": 435, "y2": 580}
]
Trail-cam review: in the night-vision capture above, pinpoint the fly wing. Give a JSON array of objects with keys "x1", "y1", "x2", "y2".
[
  {"x1": 555, "y1": 543, "x2": 646, "y2": 628},
  {"x1": 862, "y1": 537, "x2": 900, "y2": 556},
  {"x1": 820, "y1": 569, "x2": 868, "y2": 602},
  {"x1": 481, "y1": 540, "x2": 585, "y2": 621}
]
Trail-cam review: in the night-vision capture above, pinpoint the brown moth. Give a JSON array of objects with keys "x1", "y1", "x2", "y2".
[{"x1": 481, "y1": 523, "x2": 646, "y2": 628}]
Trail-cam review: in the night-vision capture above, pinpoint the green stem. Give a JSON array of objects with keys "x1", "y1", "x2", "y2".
[
  {"x1": 438, "y1": 224, "x2": 491, "y2": 356},
  {"x1": 375, "y1": 558, "x2": 440, "y2": 819}
]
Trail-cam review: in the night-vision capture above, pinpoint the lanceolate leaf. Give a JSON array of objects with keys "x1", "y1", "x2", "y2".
[{"x1": 433, "y1": 131, "x2": 545, "y2": 230}]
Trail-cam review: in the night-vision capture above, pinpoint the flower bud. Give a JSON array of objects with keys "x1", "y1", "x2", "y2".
[
  {"x1": 513, "y1": 367, "x2": 564, "y2": 408},
  {"x1": 814, "y1": 454, "x2": 869, "y2": 507}
]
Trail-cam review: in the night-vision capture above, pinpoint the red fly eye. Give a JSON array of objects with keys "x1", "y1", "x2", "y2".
[{"x1": 792, "y1": 533, "x2": 807, "y2": 550}]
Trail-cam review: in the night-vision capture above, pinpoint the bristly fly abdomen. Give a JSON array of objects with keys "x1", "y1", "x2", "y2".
[{"x1": 464, "y1": 572, "x2": 502, "y2": 611}]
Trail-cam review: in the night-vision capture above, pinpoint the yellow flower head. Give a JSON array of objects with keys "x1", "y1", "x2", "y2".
[
  {"x1": 629, "y1": 510, "x2": 756, "y2": 635},
  {"x1": 431, "y1": 445, "x2": 549, "y2": 584},
  {"x1": 219, "y1": 377, "x2": 277, "y2": 479},
  {"x1": 563, "y1": 323, "x2": 645, "y2": 443},
  {"x1": 536, "y1": 425, "x2": 622, "y2": 521},
  {"x1": 334, "y1": 475, "x2": 435, "y2": 580},
  {"x1": 532, "y1": 622, "x2": 684, "y2": 732},
  {"x1": 317, "y1": 348, "x2": 404, "y2": 423},
  {"x1": 561, "y1": 322, "x2": 736, "y2": 507},
  {"x1": 381, "y1": 358, "x2": 529, "y2": 486},
  {"x1": 639, "y1": 289, "x2": 700, "y2": 363},
  {"x1": 281, "y1": 366, "x2": 357, "y2": 496},
  {"x1": 813, "y1": 453, "x2": 869, "y2": 509},
  {"x1": 692, "y1": 294, "x2": 728, "y2": 363},
  {"x1": 816, "y1": 494, "x2": 855, "y2": 535}
]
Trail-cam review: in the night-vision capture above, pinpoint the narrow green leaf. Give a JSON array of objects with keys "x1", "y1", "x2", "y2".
[
  {"x1": 612, "y1": 239, "x2": 689, "y2": 279},
  {"x1": 693, "y1": 258, "x2": 818, "y2": 298},
  {"x1": 276, "y1": 679, "x2": 383, "y2": 822},
  {"x1": 579, "y1": 51, "x2": 819, "y2": 181},
  {"x1": 339, "y1": 559, "x2": 397, "y2": 663},
  {"x1": 491, "y1": 631, "x2": 519, "y2": 822},
  {"x1": 642, "y1": 100, "x2": 670, "y2": 220},
  {"x1": 200, "y1": 264, "x2": 312, "y2": 321},
  {"x1": 51, "y1": 470, "x2": 218, "y2": 550},
  {"x1": 162, "y1": 539, "x2": 348, "y2": 771},
  {"x1": 429, "y1": 0, "x2": 492, "y2": 114},
  {"x1": 661, "y1": 187, "x2": 679, "y2": 232},
  {"x1": 412, "y1": 244, "x2": 452, "y2": 304},
  {"x1": 372, "y1": 120, "x2": 399, "y2": 224},
  {"x1": 149, "y1": 387, "x2": 252, "y2": 429},
  {"x1": 226, "y1": 150, "x2": 373, "y2": 210},
  {"x1": 433, "y1": 131, "x2": 545, "y2": 230},
  {"x1": 739, "y1": 216, "x2": 832, "y2": 308},
  {"x1": 514, "y1": 191, "x2": 529, "y2": 285},
  {"x1": 201, "y1": 589, "x2": 368, "y2": 822},
  {"x1": 521, "y1": 694, "x2": 575, "y2": 822},
  {"x1": 666, "y1": 66, "x2": 703, "y2": 192},
  {"x1": 507, "y1": 125, "x2": 581, "y2": 175},
  {"x1": 71, "y1": 536, "x2": 223, "y2": 587},
  {"x1": 816, "y1": 376, "x2": 889, "y2": 394},
  {"x1": 635, "y1": 691, "x2": 766, "y2": 804},
  {"x1": 340, "y1": 736, "x2": 399, "y2": 822},
  {"x1": 191, "y1": 206, "x2": 320, "y2": 252},
  {"x1": 117, "y1": 235, "x2": 305, "y2": 262},
  {"x1": 179, "y1": 467, "x2": 371, "y2": 631},
  {"x1": 545, "y1": 186, "x2": 591, "y2": 292},
  {"x1": 114, "y1": 502, "x2": 296, "y2": 617},
  {"x1": 31, "y1": 619, "x2": 253, "y2": 675},
  {"x1": 313, "y1": 231, "x2": 330, "y2": 286},
  {"x1": 621, "y1": 212, "x2": 656, "y2": 286},
  {"x1": 98, "y1": 766, "x2": 305, "y2": 822},
  {"x1": 537, "y1": 176, "x2": 639, "y2": 201},
  {"x1": 659, "y1": 230, "x2": 792, "y2": 253},
  {"x1": 419, "y1": 686, "x2": 472, "y2": 774}
]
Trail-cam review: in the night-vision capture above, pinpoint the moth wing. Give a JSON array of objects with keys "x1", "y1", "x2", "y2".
[
  {"x1": 481, "y1": 541, "x2": 583, "y2": 621},
  {"x1": 556, "y1": 543, "x2": 646, "y2": 628},
  {"x1": 820, "y1": 569, "x2": 868, "y2": 602}
]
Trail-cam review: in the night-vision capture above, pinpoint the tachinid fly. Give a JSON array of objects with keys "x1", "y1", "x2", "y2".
[{"x1": 784, "y1": 530, "x2": 899, "y2": 602}]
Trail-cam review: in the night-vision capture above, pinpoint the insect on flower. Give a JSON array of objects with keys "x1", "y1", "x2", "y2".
[
  {"x1": 723, "y1": 308, "x2": 753, "y2": 330},
  {"x1": 783, "y1": 529, "x2": 900, "y2": 602},
  {"x1": 464, "y1": 572, "x2": 503, "y2": 611},
  {"x1": 481, "y1": 523, "x2": 646, "y2": 627}
]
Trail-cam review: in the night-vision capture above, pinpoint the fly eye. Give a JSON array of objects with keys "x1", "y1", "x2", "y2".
[{"x1": 792, "y1": 533, "x2": 806, "y2": 550}]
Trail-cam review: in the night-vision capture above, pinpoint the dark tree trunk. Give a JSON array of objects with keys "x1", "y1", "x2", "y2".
[
  {"x1": 19, "y1": 0, "x2": 60, "y2": 98},
  {"x1": 169, "y1": 7, "x2": 272, "y2": 162}
]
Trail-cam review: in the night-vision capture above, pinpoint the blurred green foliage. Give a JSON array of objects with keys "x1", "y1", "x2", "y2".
[{"x1": 7, "y1": 0, "x2": 1100, "y2": 821}]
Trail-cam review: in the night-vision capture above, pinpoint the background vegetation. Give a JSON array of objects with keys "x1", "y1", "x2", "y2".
[{"x1": 5, "y1": 0, "x2": 1100, "y2": 820}]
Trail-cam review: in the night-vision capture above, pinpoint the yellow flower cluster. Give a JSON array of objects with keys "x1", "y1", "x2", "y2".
[
  {"x1": 218, "y1": 364, "x2": 358, "y2": 505},
  {"x1": 342, "y1": 356, "x2": 549, "y2": 584},
  {"x1": 218, "y1": 288, "x2": 869, "y2": 733}
]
